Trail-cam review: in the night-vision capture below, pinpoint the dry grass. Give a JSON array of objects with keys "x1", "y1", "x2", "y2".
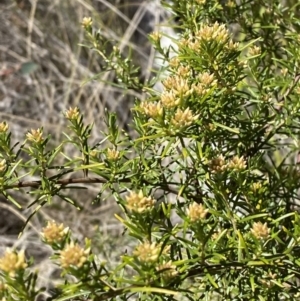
[{"x1": 0, "y1": 0, "x2": 169, "y2": 290}]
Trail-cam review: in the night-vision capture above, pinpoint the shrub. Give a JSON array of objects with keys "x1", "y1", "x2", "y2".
[{"x1": 1, "y1": 0, "x2": 300, "y2": 300}]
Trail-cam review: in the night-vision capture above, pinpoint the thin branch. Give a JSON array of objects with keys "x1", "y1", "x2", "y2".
[
  {"x1": 4, "y1": 177, "x2": 108, "y2": 189},
  {"x1": 3, "y1": 177, "x2": 180, "y2": 198}
]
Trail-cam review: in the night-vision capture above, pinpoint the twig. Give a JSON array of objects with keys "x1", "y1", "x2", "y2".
[
  {"x1": 3, "y1": 177, "x2": 180, "y2": 198},
  {"x1": 4, "y1": 177, "x2": 108, "y2": 189}
]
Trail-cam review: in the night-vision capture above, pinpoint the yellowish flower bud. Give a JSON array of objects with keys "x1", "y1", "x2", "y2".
[
  {"x1": 41, "y1": 220, "x2": 69, "y2": 243},
  {"x1": 192, "y1": 83, "x2": 206, "y2": 96},
  {"x1": 133, "y1": 241, "x2": 161, "y2": 263},
  {"x1": 187, "y1": 202, "x2": 209, "y2": 222},
  {"x1": 207, "y1": 123, "x2": 216, "y2": 131},
  {"x1": 160, "y1": 91, "x2": 179, "y2": 108},
  {"x1": 173, "y1": 77, "x2": 191, "y2": 96},
  {"x1": 0, "y1": 249, "x2": 27, "y2": 276},
  {"x1": 227, "y1": 39, "x2": 239, "y2": 50},
  {"x1": 212, "y1": 230, "x2": 223, "y2": 240},
  {"x1": 0, "y1": 122, "x2": 8, "y2": 133},
  {"x1": 250, "y1": 182, "x2": 262, "y2": 192},
  {"x1": 251, "y1": 222, "x2": 270, "y2": 239},
  {"x1": 26, "y1": 128, "x2": 43, "y2": 144},
  {"x1": 81, "y1": 17, "x2": 92, "y2": 28},
  {"x1": 248, "y1": 45, "x2": 261, "y2": 56},
  {"x1": 107, "y1": 148, "x2": 120, "y2": 161},
  {"x1": 65, "y1": 107, "x2": 80, "y2": 120},
  {"x1": 259, "y1": 272, "x2": 277, "y2": 288},
  {"x1": 162, "y1": 77, "x2": 176, "y2": 90},
  {"x1": 149, "y1": 31, "x2": 162, "y2": 43},
  {"x1": 227, "y1": 156, "x2": 247, "y2": 171},
  {"x1": 169, "y1": 56, "x2": 180, "y2": 68},
  {"x1": 156, "y1": 260, "x2": 178, "y2": 281},
  {"x1": 281, "y1": 68, "x2": 288, "y2": 76},
  {"x1": 89, "y1": 150, "x2": 98, "y2": 158},
  {"x1": 208, "y1": 155, "x2": 227, "y2": 173},
  {"x1": 226, "y1": 0, "x2": 236, "y2": 8},
  {"x1": 125, "y1": 190, "x2": 156, "y2": 213},
  {"x1": 176, "y1": 65, "x2": 190, "y2": 78},
  {"x1": 140, "y1": 101, "x2": 163, "y2": 118},
  {"x1": 171, "y1": 108, "x2": 199, "y2": 128},
  {"x1": 195, "y1": 22, "x2": 229, "y2": 44},
  {"x1": 0, "y1": 160, "x2": 6, "y2": 172},
  {"x1": 60, "y1": 241, "x2": 90, "y2": 268},
  {"x1": 198, "y1": 72, "x2": 217, "y2": 87}
]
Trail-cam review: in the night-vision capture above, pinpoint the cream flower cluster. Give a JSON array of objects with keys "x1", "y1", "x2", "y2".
[
  {"x1": 0, "y1": 122, "x2": 8, "y2": 133},
  {"x1": 60, "y1": 242, "x2": 90, "y2": 269},
  {"x1": 139, "y1": 22, "x2": 240, "y2": 131},
  {"x1": 208, "y1": 155, "x2": 247, "y2": 173},
  {"x1": 125, "y1": 190, "x2": 156, "y2": 213},
  {"x1": 251, "y1": 222, "x2": 270, "y2": 240},
  {"x1": 180, "y1": 22, "x2": 238, "y2": 52},
  {"x1": 187, "y1": 202, "x2": 209, "y2": 222},
  {"x1": 0, "y1": 249, "x2": 27, "y2": 276},
  {"x1": 26, "y1": 128, "x2": 43, "y2": 144},
  {"x1": 41, "y1": 220, "x2": 69, "y2": 243},
  {"x1": 133, "y1": 241, "x2": 170, "y2": 263}
]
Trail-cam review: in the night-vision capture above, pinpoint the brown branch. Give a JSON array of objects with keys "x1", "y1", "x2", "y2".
[
  {"x1": 4, "y1": 177, "x2": 109, "y2": 189},
  {"x1": 3, "y1": 177, "x2": 181, "y2": 197}
]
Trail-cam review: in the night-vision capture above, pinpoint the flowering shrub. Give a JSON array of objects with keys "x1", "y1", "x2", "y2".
[{"x1": 1, "y1": 0, "x2": 300, "y2": 300}]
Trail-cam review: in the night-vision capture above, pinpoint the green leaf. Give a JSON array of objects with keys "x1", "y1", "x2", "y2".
[
  {"x1": 247, "y1": 261, "x2": 266, "y2": 266},
  {"x1": 206, "y1": 273, "x2": 219, "y2": 288},
  {"x1": 114, "y1": 214, "x2": 144, "y2": 238},
  {"x1": 19, "y1": 201, "x2": 47, "y2": 237},
  {"x1": 273, "y1": 212, "x2": 295, "y2": 223},
  {"x1": 6, "y1": 159, "x2": 23, "y2": 178},
  {"x1": 19, "y1": 62, "x2": 39, "y2": 75},
  {"x1": 2, "y1": 192, "x2": 21, "y2": 208},
  {"x1": 126, "y1": 286, "x2": 178, "y2": 296},
  {"x1": 212, "y1": 122, "x2": 240, "y2": 134},
  {"x1": 58, "y1": 194, "x2": 81, "y2": 210},
  {"x1": 161, "y1": 137, "x2": 176, "y2": 157},
  {"x1": 48, "y1": 142, "x2": 64, "y2": 165},
  {"x1": 250, "y1": 276, "x2": 255, "y2": 292},
  {"x1": 237, "y1": 230, "x2": 249, "y2": 260},
  {"x1": 74, "y1": 162, "x2": 105, "y2": 171},
  {"x1": 239, "y1": 37, "x2": 262, "y2": 51},
  {"x1": 55, "y1": 290, "x2": 91, "y2": 301},
  {"x1": 270, "y1": 279, "x2": 285, "y2": 288},
  {"x1": 240, "y1": 213, "x2": 269, "y2": 222}
]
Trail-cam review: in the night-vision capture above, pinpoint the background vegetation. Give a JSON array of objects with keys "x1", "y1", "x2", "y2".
[{"x1": 0, "y1": 0, "x2": 163, "y2": 292}]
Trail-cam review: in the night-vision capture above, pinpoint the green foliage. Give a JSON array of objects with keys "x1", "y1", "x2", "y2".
[{"x1": 1, "y1": 0, "x2": 300, "y2": 300}]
